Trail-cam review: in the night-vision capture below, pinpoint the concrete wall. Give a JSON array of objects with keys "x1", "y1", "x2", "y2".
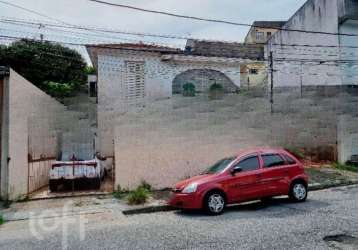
[
  {"x1": 3, "y1": 69, "x2": 66, "y2": 199},
  {"x1": 339, "y1": 19, "x2": 358, "y2": 85},
  {"x1": 186, "y1": 39, "x2": 264, "y2": 60},
  {"x1": 267, "y1": 0, "x2": 343, "y2": 87},
  {"x1": 96, "y1": 49, "x2": 241, "y2": 156},
  {"x1": 240, "y1": 62, "x2": 268, "y2": 88},
  {"x1": 113, "y1": 87, "x2": 358, "y2": 190},
  {"x1": 338, "y1": 114, "x2": 358, "y2": 163}
]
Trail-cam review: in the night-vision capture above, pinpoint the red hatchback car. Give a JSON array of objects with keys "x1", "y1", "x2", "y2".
[{"x1": 169, "y1": 148, "x2": 309, "y2": 215}]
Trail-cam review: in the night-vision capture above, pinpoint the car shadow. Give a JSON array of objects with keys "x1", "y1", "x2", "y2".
[{"x1": 174, "y1": 197, "x2": 329, "y2": 219}]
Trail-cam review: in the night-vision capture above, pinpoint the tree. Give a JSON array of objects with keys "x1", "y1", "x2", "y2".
[{"x1": 0, "y1": 39, "x2": 87, "y2": 98}]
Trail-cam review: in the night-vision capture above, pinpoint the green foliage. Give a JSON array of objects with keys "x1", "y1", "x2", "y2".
[
  {"x1": 0, "y1": 214, "x2": 4, "y2": 225},
  {"x1": 127, "y1": 186, "x2": 150, "y2": 205},
  {"x1": 84, "y1": 66, "x2": 96, "y2": 75},
  {"x1": 182, "y1": 82, "x2": 196, "y2": 97},
  {"x1": 209, "y1": 83, "x2": 224, "y2": 91},
  {"x1": 0, "y1": 199, "x2": 11, "y2": 209},
  {"x1": 44, "y1": 81, "x2": 76, "y2": 98},
  {"x1": 139, "y1": 180, "x2": 152, "y2": 192},
  {"x1": 113, "y1": 185, "x2": 129, "y2": 200},
  {"x1": 16, "y1": 195, "x2": 29, "y2": 203},
  {"x1": 333, "y1": 162, "x2": 358, "y2": 173},
  {"x1": 0, "y1": 39, "x2": 87, "y2": 98},
  {"x1": 209, "y1": 83, "x2": 224, "y2": 100},
  {"x1": 113, "y1": 182, "x2": 152, "y2": 204}
]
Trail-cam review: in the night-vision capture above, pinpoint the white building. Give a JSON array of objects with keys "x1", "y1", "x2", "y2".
[
  {"x1": 267, "y1": 0, "x2": 358, "y2": 88},
  {"x1": 87, "y1": 42, "x2": 263, "y2": 158}
]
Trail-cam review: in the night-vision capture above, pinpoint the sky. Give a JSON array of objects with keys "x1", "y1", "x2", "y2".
[{"x1": 0, "y1": 0, "x2": 307, "y2": 61}]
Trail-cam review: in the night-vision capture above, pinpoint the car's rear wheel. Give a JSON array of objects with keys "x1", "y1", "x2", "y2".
[
  {"x1": 204, "y1": 191, "x2": 226, "y2": 215},
  {"x1": 289, "y1": 181, "x2": 308, "y2": 202},
  {"x1": 93, "y1": 178, "x2": 101, "y2": 190},
  {"x1": 49, "y1": 180, "x2": 58, "y2": 192}
]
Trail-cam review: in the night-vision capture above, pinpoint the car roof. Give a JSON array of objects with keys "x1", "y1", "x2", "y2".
[{"x1": 236, "y1": 147, "x2": 286, "y2": 158}]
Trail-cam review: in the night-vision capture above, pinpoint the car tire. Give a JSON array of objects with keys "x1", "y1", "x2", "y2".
[
  {"x1": 204, "y1": 191, "x2": 226, "y2": 215},
  {"x1": 49, "y1": 180, "x2": 58, "y2": 192},
  {"x1": 93, "y1": 178, "x2": 101, "y2": 190},
  {"x1": 289, "y1": 181, "x2": 308, "y2": 202}
]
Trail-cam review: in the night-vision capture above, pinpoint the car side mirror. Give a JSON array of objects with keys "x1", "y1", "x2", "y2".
[{"x1": 230, "y1": 166, "x2": 242, "y2": 176}]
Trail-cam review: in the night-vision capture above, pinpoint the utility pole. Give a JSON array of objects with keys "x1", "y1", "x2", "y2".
[
  {"x1": 300, "y1": 62, "x2": 303, "y2": 98},
  {"x1": 269, "y1": 51, "x2": 274, "y2": 114},
  {"x1": 39, "y1": 23, "x2": 44, "y2": 41}
]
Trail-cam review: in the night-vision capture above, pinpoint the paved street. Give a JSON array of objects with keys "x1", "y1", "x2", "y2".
[{"x1": 1, "y1": 185, "x2": 358, "y2": 250}]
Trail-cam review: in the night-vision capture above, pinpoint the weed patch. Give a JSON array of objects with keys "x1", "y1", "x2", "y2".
[
  {"x1": 113, "y1": 185, "x2": 129, "y2": 200},
  {"x1": 333, "y1": 163, "x2": 358, "y2": 173},
  {"x1": 127, "y1": 187, "x2": 150, "y2": 205},
  {"x1": 0, "y1": 215, "x2": 4, "y2": 225}
]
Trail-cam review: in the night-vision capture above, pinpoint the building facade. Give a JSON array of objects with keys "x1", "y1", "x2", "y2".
[
  {"x1": 267, "y1": 0, "x2": 358, "y2": 87},
  {"x1": 87, "y1": 42, "x2": 263, "y2": 158},
  {"x1": 242, "y1": 21, "x2": 286, "y2": 89}
]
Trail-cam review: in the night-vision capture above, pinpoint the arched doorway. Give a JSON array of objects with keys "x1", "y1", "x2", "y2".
[{"x1": 172, "y1": 69, "x2": 238, "y2": 94}]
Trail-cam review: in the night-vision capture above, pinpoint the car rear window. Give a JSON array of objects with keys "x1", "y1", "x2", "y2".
[
  {"x1": 262, "y1": 154, "x2": 285, "y2": 168},
  {"x1": 283, "y1": 154, "x2": 297, "y2": 165}
]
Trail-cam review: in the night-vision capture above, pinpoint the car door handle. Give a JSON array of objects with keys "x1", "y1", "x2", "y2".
[{"x1": 256, "y1": 173, "x2": 263, "y2": 178}]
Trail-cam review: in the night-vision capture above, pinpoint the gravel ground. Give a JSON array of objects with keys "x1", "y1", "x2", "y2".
[{"x1": 1, "y1": 185, "x2": 358, "y2": 250}]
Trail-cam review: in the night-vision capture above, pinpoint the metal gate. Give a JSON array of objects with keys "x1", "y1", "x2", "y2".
[{"x1": 28, "y1": 156, "x2": 56, "y2": 194}]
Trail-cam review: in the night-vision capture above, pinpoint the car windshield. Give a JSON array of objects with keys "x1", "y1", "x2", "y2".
[{"x1": 204, "y1": 157, "x2": 236, "y2": 174}]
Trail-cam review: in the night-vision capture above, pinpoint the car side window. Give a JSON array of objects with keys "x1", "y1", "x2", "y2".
[
  {"x1": 262, "y1": 154, "x2": 285, "y2": 168},
  {"x1": 282, "y1": 154, "x2": 297, "y2": 165},
  {"x1": 235, "y1": 155, "x2": 260, "y2": 172}
]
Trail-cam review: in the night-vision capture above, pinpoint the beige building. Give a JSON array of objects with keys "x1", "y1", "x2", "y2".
[
  {"x1": 244, "y1": 21, "x2": 286, "y2": 44},
  {"x1": 241, "y1": 21, "x2": 286, "y2": 89}
]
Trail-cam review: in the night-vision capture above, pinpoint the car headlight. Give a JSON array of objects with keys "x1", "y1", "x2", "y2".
[{"x1": 182, "y1": 183, "x2": 198, "y2": 193}]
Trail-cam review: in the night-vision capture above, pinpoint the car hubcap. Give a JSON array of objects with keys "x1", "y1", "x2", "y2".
[
  {"x1": 293, "y1": 183, "x2": 306, "y2": 200},
  {"x1": 208, "y1": 194, "x2": 224, "y2": 213}
]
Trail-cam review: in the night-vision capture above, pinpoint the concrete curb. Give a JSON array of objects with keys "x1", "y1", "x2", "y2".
[
  {"x1": 308, "y1": 180, "x2": 358, "y2": 191},
  {"x1": 122, "y1": 204, "x2": 176, "y2": 215},
  {"x1": 122, "y1": 182, "x2": 358, "y2": 216},
  {"x1": 28, "y1": 192, "x2": 112, "y2": 201}
]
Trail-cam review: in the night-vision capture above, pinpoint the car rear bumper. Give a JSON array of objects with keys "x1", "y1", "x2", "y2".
[{"x1": 168, "y1": 192, "x2": 203, "y2": 209}]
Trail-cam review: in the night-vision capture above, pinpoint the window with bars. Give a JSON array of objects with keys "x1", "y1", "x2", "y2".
[{"x1": 125, "y1": 61, "x2": 145, "y2": 106}]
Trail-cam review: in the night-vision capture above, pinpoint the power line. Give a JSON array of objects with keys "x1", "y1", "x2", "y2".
[
  {"x1": 89, "y1": 0, "x2": 358, "y2": 38},
  {"x1": 0, "y1": 18, "x2": 190, "y2": 41},
  {"x1": 0, "y1": 34, "x2": 184, "y2": 54},
  {"x1": 4, "y1": 34, "x2": 358, "y2": 66},
  {"x1": 6, "y1": 16, "x2": 358, "y2": 50},
  {"x1": 0, "y1": 24, "x2": 184, "y2": 48},
  {"x1": 0, "y1": 0, "x2": 70, "y2": 25},
  {"x1": 0, "y1": 0, "x2": 117, "y2": 41}
]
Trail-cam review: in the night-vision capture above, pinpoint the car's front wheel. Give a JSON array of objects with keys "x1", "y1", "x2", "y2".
[
  {"x1": 204, "y1": 191, "x2": 226, "y2": 215},
  {"x1": 289, "y1": 181, "x2": 308, "y2": 202}
]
